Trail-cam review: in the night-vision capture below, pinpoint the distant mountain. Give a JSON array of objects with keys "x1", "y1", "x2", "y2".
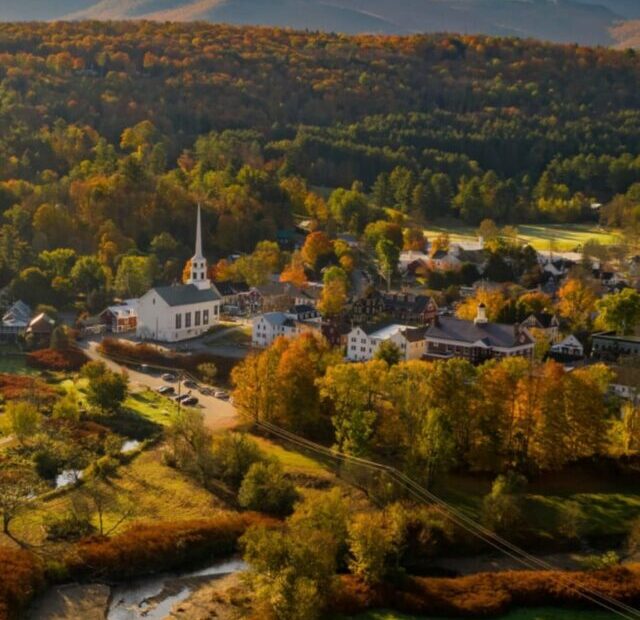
[{"x1": 0, "y1": 0, "x2": 636, "y2": 47}]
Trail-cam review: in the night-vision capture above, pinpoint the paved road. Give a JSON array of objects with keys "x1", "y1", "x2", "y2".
[{"x1": 81, "y1": 341, "x2": 239, "y2": 432}]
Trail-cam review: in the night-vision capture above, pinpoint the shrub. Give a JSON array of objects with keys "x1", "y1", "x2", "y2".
[
  {"x1": 0, "y1": 374, "x2": 55, "y2": 403},
  {"x1": 211, "y1": 432, "x2": 266, "y2": 489},
  {"x1": 0, "y1": 546, "x2": 45, "y2": 620},
  {"x1": 63, "y1": 513, "x2": 274, "y2": 581},
  {"x1": 347, "y1": 512, "x2": 400, "y2": 584},
  {"x1": 238, "y1": 462, "x2": 298, "y2": 517},
  {"x1": 26, "y1": 347, "x2": 88, "y2": 372},
  {"x1": 45, "y1": 512, "x2": 95, "y2": 542}
]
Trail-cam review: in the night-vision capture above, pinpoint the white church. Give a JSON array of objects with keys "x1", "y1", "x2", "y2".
[{"x1": 136, "y1": 206, "x2": 222, "y2": 342}]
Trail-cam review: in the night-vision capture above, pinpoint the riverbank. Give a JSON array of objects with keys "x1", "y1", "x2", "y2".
[{"x1": 27, "y1": 558, "x2": 245, "y2": 620}]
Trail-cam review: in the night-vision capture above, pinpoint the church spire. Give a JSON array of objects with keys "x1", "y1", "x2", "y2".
[
  {"x1": 188, "y1": 204, "x2": 210, "y2": 289},
  {"x1": 194, "y1": 202, "x2": 204, "y2": 259}
]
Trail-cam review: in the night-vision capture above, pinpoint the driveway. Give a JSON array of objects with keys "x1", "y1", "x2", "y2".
[{"x1": 81, "y1": 341, "x2": 239, "y2": 432}]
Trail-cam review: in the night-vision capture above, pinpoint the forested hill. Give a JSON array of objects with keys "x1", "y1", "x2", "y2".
[
  {"x1": 0, "y1": 0, "x2": 638, "y2": 47},
  {"x1": 0, "y1": 22, "x2": 639, "y2": 298}
]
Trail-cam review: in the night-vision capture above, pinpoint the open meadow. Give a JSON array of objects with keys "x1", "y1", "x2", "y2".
[{"x1": 423, "y1": 223, "x2": 621, "y2": 252}]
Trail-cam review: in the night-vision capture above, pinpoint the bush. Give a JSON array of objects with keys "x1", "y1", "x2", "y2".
[
  {"x1": 238, "y1": 462, "x2": 298, "y2": 517},
  {"x1": 26, "y1": 348, "x2": 88, "y2": 372},
  {"x1": 0, "y1": 374, "x2": 55, "y2": 403},
  {"x1": 211, "y1": 432, "x2": 266, "y2": 489},
  {"x1": 0, "y1": 546, "x2": 45, "y2": 620},
  {"x1": 64, "y1": 513, "x2": 274, "y2": 581},
  {"x1": 45, "y1": 512, "x2": 95, "y2": 542}
]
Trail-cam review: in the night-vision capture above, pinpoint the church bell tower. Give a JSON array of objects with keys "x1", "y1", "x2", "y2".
[{"x1": 188, "y1": 204, "x2": 210, "y2": 290}]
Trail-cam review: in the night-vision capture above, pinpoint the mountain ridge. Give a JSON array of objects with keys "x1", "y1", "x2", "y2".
[{"x1": 0, "y1": 0, "x2": 636, "y2": 47}]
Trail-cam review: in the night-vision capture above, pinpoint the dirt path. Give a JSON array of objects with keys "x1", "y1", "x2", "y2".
[{"x1": 80, "y1": 341, "x2": 239, "y2": 432}]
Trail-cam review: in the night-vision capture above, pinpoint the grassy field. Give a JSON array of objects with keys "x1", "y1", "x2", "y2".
[
  {"x1": 1, "y1": 446, "x2": 225, "y2": 548},
  {"x1": 423, "y1": 223, "x2": 620, "y2": 252},
  {"x1": 0, "y1": 353, "x2": 35, "y2": 375},
  {"x1": 437, "y1": 470, "x2": 640, "y2": 540},
  {"x1": 341, "y1": 608, "x2": 619, "y2": 619}
]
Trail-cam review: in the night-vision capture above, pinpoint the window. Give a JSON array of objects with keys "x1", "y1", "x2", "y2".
[
  {"x1": 185, "y1": 313, "x2": 192, "y2": 328},
  {"x1": 175, "y1": 313, "x2": 182, "y2": 329},
  {"x1": 203, "y1": 310, "x2": 210, "y2": 325},
  {"x1": 195, "y1": 311, "x2": 201, "y2": 327}
]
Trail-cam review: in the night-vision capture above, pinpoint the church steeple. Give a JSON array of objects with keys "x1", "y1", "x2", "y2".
[{"x1": 188, "y1": 204, "x2": 210, "y2": 290}]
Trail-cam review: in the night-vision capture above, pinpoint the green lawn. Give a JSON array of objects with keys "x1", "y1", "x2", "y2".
[
  {"x1": 437, "y1": 471, "x2": 640, "y2": 539},
  {"x1": 423, "y1": 223, "x2": 620, "y2": 252},
  {"x1": 339, "y1": 608, "x2": 619, "y2": 620},
  {"x1": 0, "y1": 353, "x2": 36, "y2": 375},
  {"x1": 253, "y1": 435, "x2": 331, "y2": 475}
]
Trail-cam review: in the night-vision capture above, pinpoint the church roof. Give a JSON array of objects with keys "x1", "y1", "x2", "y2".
[{"x1": 152, "y1": 284, "x2": 220, "y2": 307}]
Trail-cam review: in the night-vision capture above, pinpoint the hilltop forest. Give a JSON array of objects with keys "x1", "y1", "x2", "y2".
[{"x1": 1, "y1": 22, "x2": 640, "y2": 305}]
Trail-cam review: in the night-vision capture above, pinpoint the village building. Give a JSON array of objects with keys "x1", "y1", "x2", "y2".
[
  {"x1": 251, "y1": 305, "x2": 322, "y2": 348},
  {"x1": 550, "y1": 335, "x2": 585, "y2": 360},
  {"x1": 346, "y1": 323, "x2": 428, "y2": 362},
  {"x1": 350, "y1": 290, "x2": 438, "y2": 326},
  {"x1": 26, "y1": 313, "x2": 56, "y2": 348},
  {"x1": 100, "y1": 300, "x2": 138, "y2": 333},
  {"x1": 0, "y1": 300, "x2": 31, "y2": 342},
  {"x1": 136, "y1": 206, "x2": 221, "y2": 342},
  {"x1": 521, "y1": 312, "x2": 561, "y2": 342},
  {"x1": 592, "y1": 332, "x2": 640, "y2": 360},
  {"x1": 423, "y1": 304, "x2": 535, "y2": 363}
]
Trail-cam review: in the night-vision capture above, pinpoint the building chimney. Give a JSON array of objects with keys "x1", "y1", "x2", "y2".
[{"x1": 474, "y1": 303, "x2": 488, "y2": 325}]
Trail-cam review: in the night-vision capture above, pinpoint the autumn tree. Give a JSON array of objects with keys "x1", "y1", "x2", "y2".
[
  {"x1": 301, "y1": 231, "x2": 334, "y2": 273},
  {"x1": 318, "y1": 360, "x2": 388, "y2": 456},
  {"x1": 596, "y1": 288, "x2": 640, "y2": 335},
  {"x1": 557, "y1": 278, "x2": 597, "y2": 332},
  {"x1": 456, "y1": 288, "x2": 507, "y2": 322},
  {"x1": 280, "y1": 251, "x2": 308, "y2": 288},
  {"x1": 318, "y1": 266, "x2": 348, "y2": 317}
]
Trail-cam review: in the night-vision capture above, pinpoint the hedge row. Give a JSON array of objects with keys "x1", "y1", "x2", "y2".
[
  {"x1": 26, "y1": 348, "x2": 88, "y2": 372},
  {"x1": 63, "y1": 512, "x2": 274, "y2": 581},
  {"x1": 332, "y1": 566, "x2": 640, "y2": 617},
  {"x1": 98, "y1": 338, "x2": 239, "y2": 382},
  {"x1": 0, "y1": 547, "x2": 45, "y2": 620}
]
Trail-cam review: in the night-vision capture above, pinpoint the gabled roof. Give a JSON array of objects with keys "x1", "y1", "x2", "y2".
[
  {"x1": 2, "y1": 300, "x2": 31, "y2": 326},
  {"x1": 525, "y1": 312, "x2": 558, "y2": 329},
  {"x1": 151, "y1": 284, "x2": 220, "y2": 307},
  {"x1": 425, "y1": 317, "x2": 533, "y2": 349},
  {"x1": 402, "y1": 326, "x2": 429, "y2": 342}
]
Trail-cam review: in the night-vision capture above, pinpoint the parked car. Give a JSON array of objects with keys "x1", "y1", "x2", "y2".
[
  {"x1": 157, "y1": 386, "x2": 175, "y2": 395},
  {"x1": 200, "y1": 387, "x2": 214, "y2": 396},
  {"x1": 162, "y1": 373, "x2": 177, "y2": 382},
  {"x1": 183, "y1": 379, "x2": 198, "y2": 389},
  {"x1": 182, "y1": 397, "x2": 199, "y2": 407},
  {"x1": 214, "y1": 390, "x2": 229, "y2": 400},
  {"x1": 174, "y1": 393, "x2": 191, "y2": 402}
]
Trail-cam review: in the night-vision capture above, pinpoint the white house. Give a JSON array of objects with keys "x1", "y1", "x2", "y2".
[
  {"x1": 0, "y1": 300, "x2": 31, "y2": 341},
  {"x1": 252, "y1": 305, "x2": 321, "y2": 348},
  {"x1": 136, "y1": 206, "x2": 221, "y2": 342},
  {"x1": 550, "y1": 335, "x2": 584, "y2": 359},
  {"x1": 346, "y1": 323, "x2": 428, "y2": 362}
]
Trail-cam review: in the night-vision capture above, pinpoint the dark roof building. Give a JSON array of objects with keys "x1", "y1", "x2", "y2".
[{"x1": 424, "y1": 305, "x2": 534, "y2": 363}]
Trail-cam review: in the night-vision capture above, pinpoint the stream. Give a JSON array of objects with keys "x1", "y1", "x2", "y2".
[
  {"x1": 107, "y1": 558, "x2": 246, "y2": 620},
  {"x1": 28, "y1": 558, "x2": 246, "y2": 620}
]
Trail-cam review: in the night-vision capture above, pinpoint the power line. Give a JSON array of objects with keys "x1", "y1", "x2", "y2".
[{"x1": 255, "y1": 420, "x2": 640, "y2": 620}]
